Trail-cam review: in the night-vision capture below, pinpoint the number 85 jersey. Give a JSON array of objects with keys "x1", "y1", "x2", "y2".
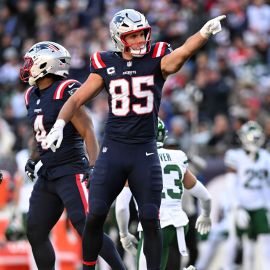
[{"x1": 90, "y1": 42, "x2": 172, "y2": 144}]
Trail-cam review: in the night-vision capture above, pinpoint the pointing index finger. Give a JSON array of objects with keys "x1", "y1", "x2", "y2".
[{"x1": 216, "y1": 15, "x2": 226, "y2": 21}]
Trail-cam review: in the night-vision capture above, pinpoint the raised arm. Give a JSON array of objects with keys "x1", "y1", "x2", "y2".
[
  {"x1": 58, "y1": 73, "x2": 104, "y2": 124},
  {"x1": 161, "y1": 15, "x2": 226, "y2": 78}
]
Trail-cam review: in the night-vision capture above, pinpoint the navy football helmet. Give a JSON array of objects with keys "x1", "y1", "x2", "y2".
[
  {"x1": 20, "y1": 41, "x2": 71, "y2": 86},
  {"x1": 109, "y1": 9, "x2": 151, "y2": 57}
]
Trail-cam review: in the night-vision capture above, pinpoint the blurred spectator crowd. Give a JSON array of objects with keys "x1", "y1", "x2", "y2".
[{"x1": 0, "y1": 0, "x2": 270, "y2": 182}]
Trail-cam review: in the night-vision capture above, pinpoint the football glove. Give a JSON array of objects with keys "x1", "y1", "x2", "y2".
[
  {"x1": 184, "y1": 266, "x2": 196, "y2": 270},
  {"x1": 200, "y1": 15, "x2": 226, "y2": 38},
  {"x1": 120, "y1": 232, "x2": 138, "y2": 256},
  {"x1": 42, "y1": 119, "x2": 66, "y2": 152},
  {"x1": 25, "y1": 159, "x2": 36, "y2": 181},
  {"x1": 235, "y1": 208, "x2": 250, "y2": 229},
  {"x1": 195, "y1": 214, "x2": 212, "y2": 235},
  {"x1": 81, "y1": 166, "x2": 94, "y2": 189}
]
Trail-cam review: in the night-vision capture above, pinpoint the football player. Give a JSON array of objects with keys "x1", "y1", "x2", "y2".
[
  {"x1": 224, "y1": 121, "x2": 270, "y2": 270},
  {"x1": 20, "y1": 41, "x2": 125, "y2": 270},
  {"x1": 115, "y1": 118, "x2": 212, "y2": 270},
  {"x1": 43, "y1": 9, "x2": 225, "y2": 269}
]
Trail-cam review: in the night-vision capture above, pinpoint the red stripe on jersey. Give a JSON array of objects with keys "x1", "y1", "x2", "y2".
[
  {"x1": 75, "y1": 174, "x2": 88, "y2": 214},
  {"x1": 91, "y1": 52, "x2": 106, "y2": 69},
  {"x1": 91, "y1": 54, "x2": 98, "y2": 69},
  {"x1": 96, "y1": 52, "x2": 106, "y2": 67},
  {"x1": 24, "y1": 86, "x2": 34, "y2": 106},
  {"x1": 83, "y1": 260, "x2": 97, "y2": 266},
  {"x1": 152, "y1": 43, "x2": 160, "y2": 58},
  {"x1": 53, "y1": 79, "x2": 80, "y2": 100},
  {"x1": 152, "y1": 42, "x2": 166, "y2": 58},
  {"x1": 160, "y1": 42, "x2": 166, "y2": 57}
]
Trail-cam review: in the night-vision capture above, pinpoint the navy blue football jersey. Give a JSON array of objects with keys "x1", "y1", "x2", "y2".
[
  {"x1": 90, "y1": 42, "x2": 172, "y2": 144},
  {"x1": 25, "y1": 79, "x2": 87, "y2": 175}
]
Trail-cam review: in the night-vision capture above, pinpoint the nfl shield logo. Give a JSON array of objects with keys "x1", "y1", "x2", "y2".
[{"x1": 127, "y1": 61, "x2": 132, "y2": 67}]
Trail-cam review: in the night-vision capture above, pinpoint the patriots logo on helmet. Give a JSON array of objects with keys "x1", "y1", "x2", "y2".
[
  {"x1": 113, "y1": 15, "x2": 125, "y2": 27},
  {"x1": 33, "y1": 43, "x2": 60, "y2": 53}
]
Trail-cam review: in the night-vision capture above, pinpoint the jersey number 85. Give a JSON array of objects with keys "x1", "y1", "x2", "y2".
[{"x1": 109, "y1": 76, "x2": 154, "y2": 116}]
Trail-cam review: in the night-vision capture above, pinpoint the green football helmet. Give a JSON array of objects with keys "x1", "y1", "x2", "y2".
[
  {"x1": 156, "y1": 118, "x2": 168, "y2": 147},
  {"x1": 238, "y1": 121, "x2": 265, "y2": 153}
]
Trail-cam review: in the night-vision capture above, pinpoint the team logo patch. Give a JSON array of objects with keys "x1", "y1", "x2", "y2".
[
  {"x1": 68, "y1": 88, "x2": 77, "y2": 96},
  {"x1": 168, "y1": 44, "x2": 173, "y2": 52},
  {"x1": 102, "y1": 147, "x2": 108, "y2": 153}
]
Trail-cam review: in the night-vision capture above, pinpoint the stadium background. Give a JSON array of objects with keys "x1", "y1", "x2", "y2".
[{"x1": 0, "y1": 0, "x2": 270, "y2": 269}]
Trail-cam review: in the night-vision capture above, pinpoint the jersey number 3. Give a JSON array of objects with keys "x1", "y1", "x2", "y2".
[
  {"x1": 162, "y1": 164, "x2": 183, "y2": 199},
  {"x1": 109, "y1": 76, "x2": 154, "y2": 116}
]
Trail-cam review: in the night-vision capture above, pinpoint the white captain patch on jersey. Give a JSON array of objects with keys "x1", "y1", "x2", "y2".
[
  {"x1": 224, "y1": 148, "x2": 270, "y2": 210},
  {"x1": 158, "y1": 148, "x2": 189, "y2": 228}
]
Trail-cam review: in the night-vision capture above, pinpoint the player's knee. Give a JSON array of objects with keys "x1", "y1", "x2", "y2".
[
  {"x1": 85, "y1": 212, "x2": 107, "y2": 232},
  {"x1": 89, "y1": 199, "x2": 110, "y2": 216},
  {"x1": 140, "y1": 218, "x2": 161, "y2": 233},
  {"x1": 84, "y1": 199, "x2": 109, "y2": 232},
  {"x1": 139, "y1": 203, "x2": 159, "y2": 220},
  {"x1": 26, "y1": 218, "x2": 45, "y2": 244}
]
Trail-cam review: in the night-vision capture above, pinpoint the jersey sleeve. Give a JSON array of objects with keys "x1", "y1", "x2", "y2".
[
  {"x1": 24, "y1": 86, "x2": 34, "y2": 109},
  {"x1": 53, "y1": 79, "x2": 81, "y2": 103},
  {"x1": 177, "y1": 150, "x2": 189, "y2": 174},
  {"x1": 90, "y1": 51, "x2": 107, "y2": 74},
  {"x1": 61, "y1": 81, "x2": 81, "y2": 102},
  {"x1": 224, "y1": 149, "x2": 238, "y2": 170},
  {"x1": 151, "y1": 42, "x2": 173, "y2": 59}
]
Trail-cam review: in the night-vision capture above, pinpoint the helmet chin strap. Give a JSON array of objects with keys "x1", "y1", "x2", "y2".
[{"x1": 28, "y1": 77, "x2": 36, "y2": 86}]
